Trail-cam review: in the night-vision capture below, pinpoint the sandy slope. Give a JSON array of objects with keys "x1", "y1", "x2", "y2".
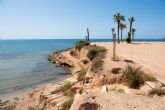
[
  {"x1": 93, "y1": 42, "x2": 165, "y2": 83},
  {"x1": 71, "y1": 91, "x2": 165, "y2": 110}
]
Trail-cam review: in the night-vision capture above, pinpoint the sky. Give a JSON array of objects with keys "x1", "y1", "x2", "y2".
[{"x1": 0, "y1": 0, "x2": 165, "y2": 39}]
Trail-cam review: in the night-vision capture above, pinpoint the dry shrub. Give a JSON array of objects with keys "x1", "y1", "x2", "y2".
[
  {"x1": 123, "y1": 65, "x2": 146, "y2": 89},
  {"x1": 62, "y1": 98, "x2": 74, "y2": 110},
  {"x1": 78, "y1": 102, "x2": 100, "y2": 110},
  {"x1": 51, "y1": 82, "x2": 72, "y2": 94},
  {"x1": 98, "y1": 73, "x2": 124, "y2": 86},
  {"x1": 70, "y1": 50, "x2": 76, "y2": 56},
  {"x1": 111, "y1": 68, "x2": 122, "y2": 74},
  {"x1": 87, "y1": 46, "x2": 106, "y2": 61},
  {"x1": 82, "y1": 59, "x2": 89, "y2": 64},
  {"x1": 90, "y1": 58, "x2": 104, "y2": 73},
  {"x1": 63, "y1": 87, "x2": 79, "y2": 97},
  {"x1": 77, "y1": 69, "x2": 87, "y2": 81},
  {"x1": 75, "y1": 41, "x2": 90, "y2": 51},
  {"x1": 150, "y1": 88, "x2": 165, "y2": 96}
]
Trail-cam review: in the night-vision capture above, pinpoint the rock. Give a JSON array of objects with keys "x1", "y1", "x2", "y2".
[
  {"x1": 101, "y1": 86, "x2": 108, "y2": 92},
  {"x1": 140, "y1": 85, "x2": 152, "y2": 95}
]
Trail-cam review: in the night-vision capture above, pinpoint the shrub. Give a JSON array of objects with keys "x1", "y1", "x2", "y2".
[
  {"x1": 82, "y1": 59, "x2": 89, "y2": 64},
  {"x1": 150, "y1": 88, "x2": 165, "y2": 96},
  {"x1": 62, "y1": 98, "x2": 74, "y2": 110},
  {"x1": 51, "y1": 82, "x2": 73, "y2": 94},
  {"x1": 109, "y1": 88, "x2": 125, "y2": 93},
  {"x1": 70, "y1": 50, "x2": 76, "y2": 56},
  {"x1": 125, "y1": 37, "x2": 131, "y2": 43},
  {"x1": 77, "y1": 69, "x2": 87, "y2": 81},
  {"x1": 111, "y1": 68, "x2": 122, "y2": 74},
  {"x1": 63, "y1": 87, "x2": 79, "y2": 97},
  {"x1": 123, "y1": 65, "x2": 145, "y2": 89},
  {"x1": 143, "y1": 74, "x2": 157, "y2": 82},
  {"x1": 87, "y1": 49, "x2": 98, "y2": 61},
  {"x1": 78, "y1": 102, "x2": 100, "y2": 110},
  {"x1": 75, "y1": 41, "x2": 90, "y2": 51},
  {"x1": 87, "y1": 46, "x2": 107, "y2": 61},
  {"x1": 60, "y1": 82, "x2": 73, "y2": 92},
  {"x1": 90, "y1": 58, "x2": 104, "y2": 73}
]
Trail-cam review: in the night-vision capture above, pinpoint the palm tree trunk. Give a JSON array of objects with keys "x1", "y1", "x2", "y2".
[
  {"x1": 129, "y1": 23, "x2": 132, "y2": 43},
  {"x1": 113, "y1": 34, "x2": 116, "y2": 60},
  {"x1": 117, "y1": 22, "x2": 120, "y2": 43},
  {"x1": 87, "y1": 28, "x2": 89, "y2": 41},
  {"x1": 121, "y1": 29, "x2": 123, "y2": 42},
  {"x1": 129, "y1": 23, "x2": 132, "y2": 42}
]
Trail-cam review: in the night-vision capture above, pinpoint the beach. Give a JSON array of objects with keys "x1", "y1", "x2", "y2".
[
  {"x1": 94, "y1": 42, "x2": 165, "y2": 83},
  {"x1": 1, "y1": 41, "x2": 165, "y2": 110}
]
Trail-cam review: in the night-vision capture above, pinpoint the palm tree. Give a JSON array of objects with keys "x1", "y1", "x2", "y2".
[
  {"x1": 119, "y1": 23, "x2": 126, "y2": 42},
  {"x1": 114, "y1": 13, "x2": 125, "y2": 43},
  {"x1": 132, "y1": 28, "x2": 136, "y2": 41},
  {"x1": 129, "y1": 17, "x2": 135, "y2": 42}
]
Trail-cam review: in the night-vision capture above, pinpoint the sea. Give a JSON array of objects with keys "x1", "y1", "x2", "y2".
[{"x1": 0, "y1": 39, "x2": 164, "y2": 98}]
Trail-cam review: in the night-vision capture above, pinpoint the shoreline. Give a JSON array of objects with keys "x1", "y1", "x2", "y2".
[
  {"x1": 0, "y1": 74, "x2": 71, "y2": 100},
  {"x1": 1, "y1": 41, "x2": 165, "y2": 110}
]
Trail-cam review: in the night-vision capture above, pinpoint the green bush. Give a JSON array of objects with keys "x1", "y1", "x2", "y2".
[
  {"x1": 75, "y1": 41, "x2": 90, "y2": 51},
  {"x1": 87, "y1": 46, "x2": 106, "y2": 61},
  {"x1": 62, "y1": 98, "x2": 74, "y2": 110},
  {"x1": 125, "y1": 37, "x2": 131, "y2": 43},
  {"x1": 123, "y1": 65, "x2": 145, "y2": 89},
  {"x1": 87, "y1": 49, "x2": 98, "y2": 61},
  {"x1": 77, "y1": 69, "x2": 87, "y2": 81},
  {"x1": 82, "y1": 59, "x2": 89, "y2": 64},
  {"x1": 90, "y1": 58, "x2": 104, "y2": 73},
  {"x1": 150, "y1": 88, "x2": 165, "y2": 96}
]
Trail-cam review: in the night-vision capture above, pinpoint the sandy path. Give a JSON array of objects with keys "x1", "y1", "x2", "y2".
[
  {"x1": 93, "y1": 42, "x2": 165, "y2": 83},
  {"x1": 71, "y1": 91, "x2": 165, "y2": 110}
]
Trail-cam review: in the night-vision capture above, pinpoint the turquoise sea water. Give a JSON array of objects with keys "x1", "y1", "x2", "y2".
[{"x1": 0, "y1": 39, "x2": 164, "y2": 97}]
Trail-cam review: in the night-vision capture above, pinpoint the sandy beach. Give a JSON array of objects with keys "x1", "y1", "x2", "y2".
[{"x1": 94, "y1": 42, "x2": 165, "y2": 83}]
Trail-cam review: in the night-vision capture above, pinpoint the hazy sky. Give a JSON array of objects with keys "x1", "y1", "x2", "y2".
[{"x1": 0, "y1": 0, "x2": 165, "y2": 39}]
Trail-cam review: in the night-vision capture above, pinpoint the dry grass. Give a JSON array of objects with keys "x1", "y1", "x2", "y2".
[
  {"x1": 123, "y1": 65, "x2": 145, "y2": 89},
  {"x1": 75, "y1": 41, "x2": 90, "y2": 51},
  {"x1": 62, "y1": 97, "x2": 74, "y2": 110},
  {"x1": 150, "y1": 88, "x2": 165, "y2": 96},
  {"x1": 90, "y1": 58, "x2": 104, "y2": 73},
  {"x1": 77, "y1": 69, "x2": 87, "y2": 81},
  {"x1": 87, "y1": 46, "x2": 107, "y2": 61},
  {"x1": 51, "y1": 82, "x2": 73, "y2": 94}
]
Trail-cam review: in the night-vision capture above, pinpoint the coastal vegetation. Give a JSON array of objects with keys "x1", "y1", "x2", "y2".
[
  {"x1": 123, "y1": 65, "x2": 145, "y2": 89},
  {"x1": 82, "y1": 59, "x2": 89, "y2": 64},
  {"x1": 123, "y1": 65, "x2": 156, "y2": 89},
  {"x1": 77, "y1": 69, "x2": 87, "y2": 81},
  {"x1": 62, "y1": 98, "x2": 74, "y2": 110},
  {"x1": 75, "y1": 40, "x2": 90, "y2": 51},
  {"x1": 113, "y1": 13, "x2": 136, "y2": 43},
  {"x1": 90, "y1": 57, "x2": 104, "y2": 73},
  {"x1": 113, "y1": 13, "x2": 125, "y2": 43},
  {"x1": 87, "y1": 46, "x2": 107, "y2": 61},
  {"x1": 129, "y1": 17, "x2": 136, "y2": 42},
  {"x1": 150, "y1": 88, "x2": 165, "y2": 96},
  {"x1": 51, "y1": 82, "x2": 73, "y2": 94},
  {"x1": 119, "y1": 23, "x2": 127, "y2": 42}
]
